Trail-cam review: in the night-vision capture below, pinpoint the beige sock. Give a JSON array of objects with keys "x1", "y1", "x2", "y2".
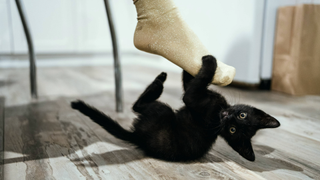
[{"x1": 133, "y1": 0, "x2": 236, "y2": 86}]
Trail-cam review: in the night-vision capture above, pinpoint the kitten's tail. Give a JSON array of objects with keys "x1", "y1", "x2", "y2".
[{"x1": 71, "y1": 100, "x2": 136, "y2": 143}]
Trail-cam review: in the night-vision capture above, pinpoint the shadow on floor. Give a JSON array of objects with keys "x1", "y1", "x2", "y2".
[{"x1": 3, "y1": 93, "x2": 304, "y2": 175}]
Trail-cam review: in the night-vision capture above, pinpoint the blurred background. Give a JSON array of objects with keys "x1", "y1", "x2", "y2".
[{"x1": 1, "y1": 0, "x2": 319, "y2": 86}]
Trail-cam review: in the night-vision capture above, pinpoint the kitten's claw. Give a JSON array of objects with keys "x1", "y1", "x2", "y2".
[{"x1": 156, "y1": 72, "x2": 167, "y2": 83}]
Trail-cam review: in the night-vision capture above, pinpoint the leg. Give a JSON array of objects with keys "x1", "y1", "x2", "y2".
[
  {"x1": 15, "y1": 0, "x2": 37, "y2": 98},
  {"x1": 188, "y1": 55, "x2": 217, "y2": 88},
  {"x1": 132, "y1": 72, "x2": 167, "y2": 113},
  {"x1": 103, "y1": 0, "x2": 123, "y2": 112},
  {"x1": 183, "y1": 55, "x2": 217, "y2": 112},
  {"x1": 133, "y1": 0, "x2": 235, "y2": 86}
]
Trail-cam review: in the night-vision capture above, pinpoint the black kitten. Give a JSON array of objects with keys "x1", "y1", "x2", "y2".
[{"x1": 71, "y1": 55, "x2": 280, "y2": 162}]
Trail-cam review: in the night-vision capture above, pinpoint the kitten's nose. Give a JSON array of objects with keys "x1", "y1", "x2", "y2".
[{"x1": 222, "y1": 111, "x2": 228, "y2": 117}]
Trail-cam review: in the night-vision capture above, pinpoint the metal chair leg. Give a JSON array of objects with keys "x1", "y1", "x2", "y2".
[
  {"x1": 103, "y1": 0, "x2": 123, "y2": 112},
  {"x1": 15, "y1": 0, "x2": 37, "y2": 99}
]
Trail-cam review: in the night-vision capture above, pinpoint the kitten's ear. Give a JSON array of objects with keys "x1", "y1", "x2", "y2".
[
  {"x1": 231, "y1": 140, "x2": 255, "y2": 161},
  {"x1": 259, "y1": 115, "x2": 280, "y2": 128}
]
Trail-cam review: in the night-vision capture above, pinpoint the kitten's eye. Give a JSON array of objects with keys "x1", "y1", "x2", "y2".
[
  {"x1": 229, "y1": 127, "x2": 236, "y2": 134},
  {"x1": 238, "y1": 112, "x2": 247, "y2": 119}
]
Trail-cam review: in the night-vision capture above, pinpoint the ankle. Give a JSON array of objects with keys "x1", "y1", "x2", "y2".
[{"x1": 134, "y1": 0, "x2": 177, "y2": 18}]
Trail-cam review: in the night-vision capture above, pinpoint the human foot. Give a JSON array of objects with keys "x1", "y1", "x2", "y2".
[{"x1": 133, "y1": 0, "x2": 235, "y2": 86}]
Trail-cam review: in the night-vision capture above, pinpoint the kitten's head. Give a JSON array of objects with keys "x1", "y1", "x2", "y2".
[{"x1": 219, "y1": 104, "x2": 280, "y2": 161}]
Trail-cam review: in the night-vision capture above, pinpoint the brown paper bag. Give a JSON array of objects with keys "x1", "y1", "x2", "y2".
[{"x1": 271, "y1": 4, "x2": 320, "y2": 95}]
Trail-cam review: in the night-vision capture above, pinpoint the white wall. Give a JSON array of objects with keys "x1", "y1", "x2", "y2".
[
  {"x1": 0, "y1": 0, "x2": 139, "y2": 54},
  {"x1": 0, "y1": 0, "x2": 13, "y2": 53},
  {"x1": 176, "y1": 0, "x2": 265, "y2": 83}
]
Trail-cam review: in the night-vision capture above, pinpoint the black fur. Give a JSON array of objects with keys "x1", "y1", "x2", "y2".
[{"x1": 71, "y1": 55, "x2": 280, "y2": 162}]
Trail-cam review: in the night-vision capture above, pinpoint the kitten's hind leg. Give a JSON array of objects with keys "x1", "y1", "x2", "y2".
[
  {"x1": 138, "y1": 72, "x2": 166, "y2": 102},
  {"x1": 133, "y1": 72, "x2": 167, "y2": 113}
]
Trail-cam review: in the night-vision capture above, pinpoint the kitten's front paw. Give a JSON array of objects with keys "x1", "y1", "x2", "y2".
[
  {"x1": 156, "y1": 72, "x2": 167, "y2": 83},
  {"x1": 202, "y1": 55, "x2": 216, "y2": 65},
  {"x1": 71, "y1": 100, "x2": 86, "y2": 110},
  {"x1": 202, "y1": 55, "x2": 217, "y2": 70}
]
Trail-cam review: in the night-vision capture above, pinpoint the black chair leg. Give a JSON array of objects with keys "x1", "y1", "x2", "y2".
[
  {"x1": 15, "y1": 0, "x2": 37, "y2": 99},
  {"x1": 103, "y1": 0, "x2": 123, "y2": 112},
  {"x1": 15, "y1": 0, "x2": 122, "y2": 106}
]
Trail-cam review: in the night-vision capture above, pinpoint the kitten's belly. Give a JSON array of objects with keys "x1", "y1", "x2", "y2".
[
  {"x1": 144, "y1": 128, "x2": 215, "y2": 161},
  {"x1": 134, "y1": 113, "x2": 216, "y2": 161}
]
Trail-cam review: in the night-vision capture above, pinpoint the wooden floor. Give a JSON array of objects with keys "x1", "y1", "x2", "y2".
[{"x1": 1, "y1": 57, "x2": 320, "y2": 179}]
